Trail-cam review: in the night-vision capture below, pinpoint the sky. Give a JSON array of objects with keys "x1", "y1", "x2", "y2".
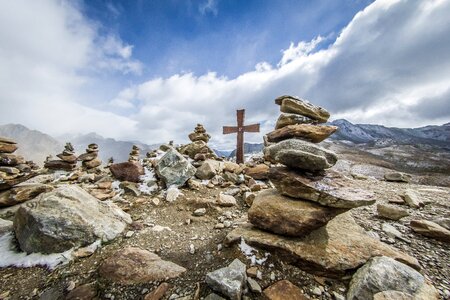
[{"x1": 0, "y1": 0, "x2": 449, "y2": 149}]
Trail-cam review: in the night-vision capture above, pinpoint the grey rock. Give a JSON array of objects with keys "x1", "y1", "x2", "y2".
[
  {"x1": 432, "y1": 217, "x2": 450, "y2": 231},
  {"x1": 204, "y1": 293, "x2": 226, "y2": 300},
  {"x1": 403, "y1": 190, "x2": 424, "y2": 209},
  {"x1": 205, "y1": 259, "x2": 247, "y2": 300},
  {"x1": 377, "y1": 204, "x2": 409, "y2": 220},
  {"x1": 384, "y1": 172, "x2": 411, "y2": 183},
  {"x1": 275, "y1": 96, "x2": 330, "y2": 123},
  {"x1": 347, "y1": 256, "x2": 439, "y2": 300},
  {"x1": 217, "y1": 193, "x2": 237, "y2": 207},
  {"x1": 373, "y1": 291, "x2": 413, "y2": 300},
  {"x1": 264, "y1": 139, "x2": 337, "y2": 171},
  {"x1": 247, "y1": 277, "x2": 262, "y2": 294},
  {"x1": 0, "y1": 218, "x2": 13, "y2": 235},
  {"x1": 195, "y1": 160, "x2": 218, "y2": 180},
  {"x1": 156, "y1": 148, "x2": 196, "y2": 187},
  {"x1": 381, "y1": 223, "x2": 403, "y2": 240},
  {"x1": 193, "y1": 208, "x2": 206, "y2": 216},
  {"x1": 14, "y1": 185, "x2": 131, "y2": 254}
]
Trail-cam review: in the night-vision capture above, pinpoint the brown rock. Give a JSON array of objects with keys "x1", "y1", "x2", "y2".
[
  {"x1": 90, "y1": 189, "x2": 115, "y2": 201},
  {"x1": 110, "y1": 162, "x2": 144, "y2": 183},
  {"x1": 56, "y1": 153, "x2": 77, "y2": 163},
  {"x1": 248, "y1": 189, "x2": 347, "y2": 236},
  {"x1": 275, "y1": 113, "x2": 315, "y2": 129},
  {"x1": 410, "y1": 220, "x2": 450, "y2": 243},
  {"x1": 275, "y1": 96, "x2": 330, "y2": 123},
  {"x1": 269, "y1": 167, "x2": 375, "y2": 208},
  {"x1": 44, "y1": 160, "x2": 76, "y2": 171},
  {"x1": 0, "y1": 173, "x2": 35, "y2": 191},
  {"x1": 217, "y1": 193, "x2": 237, "y2": 207},
  {"x1": 0, "y1": 136, "x2": 16, "y2": 144},
  {"x1": 77, "y1": 152, "x2": 98, "y2": 162},
  {"x1": 225, "y1": 213, "x2": 420, "y2": 278},
  {"x1": 144, "y1": 283, "x2": 171, "y2": 300},
  {"x1": 263, "y1": 280, "x2": 310, "y2": 300},
  {"x1": 0, "y1": 184, "x2": 53, "y2": 207},
  {"x1": 266, "y1": 124, "x2": 338, "y2": 143},
  {"x1": 244, "y1": 164, "x2": 269, "y2": 180},
  {"x1": 82, "y1": 158, "x2": 101, "y2": 169},
  {"x1": 0, "y1": 153, "x2": 25, "y2": 166},
  {"x1": 377, "y1": 204, "x2": 409, "y2": 220},
  {"x1": 99, "y1": 247, "x2": 186, "y2": 284},
  {"x1": 0, "y1": 142, "x2": 18, "y2": 153},
  {"x1": 96, "y1": 181, "x2": 112, "y2": 189}
]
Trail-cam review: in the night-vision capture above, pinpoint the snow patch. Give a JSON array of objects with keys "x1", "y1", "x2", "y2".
[
  {"x1": 111, "y1": 180, "x2": 124, "y2": 195},
  {"x1": 138, "y1": 167, "x2": 158, "y2": 195},
  {"x1": 152, "y1": 225, "x2": 172, "y2": 232},
  {"x1": 239, "y1": 238, "x2": 270, "y2": 265}
]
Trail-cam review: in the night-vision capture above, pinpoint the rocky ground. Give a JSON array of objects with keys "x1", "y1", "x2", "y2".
[{"x1": 0, "y1": 173, "x2": 449, "y2": 300}]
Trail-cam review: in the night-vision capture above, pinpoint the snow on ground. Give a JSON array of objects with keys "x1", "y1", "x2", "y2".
[
  {"x1": 239, "y1": 237, "x2": 269, "y2": 266},
  {"x1": 138, "y1": 167, "x2": 158, "y2": 195}
]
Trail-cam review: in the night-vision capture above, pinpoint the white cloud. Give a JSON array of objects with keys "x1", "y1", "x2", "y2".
[
  {"x1": 278, "y1": 35, "x2": 325, "y2": 67},
  {"x1": 199, "y1": 0, "x2": 219, "y2": 16}
]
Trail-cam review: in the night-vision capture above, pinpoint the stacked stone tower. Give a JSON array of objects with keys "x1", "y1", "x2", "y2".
[
  {"x1": 78, "y1": 143, "x2": 101, "y2": 170},
  {"x1": 44, "y1": 142, "x2": 77, "y2": 171},
  {"x1": 128, "y1": 145, "x2": 140, "y2": 162},
  {"x1": 178, "y1": 124, "x2": 217, "y2": 161},
  {"x1": 0, "y1": 137, "x2": 36, "y2": 190}
]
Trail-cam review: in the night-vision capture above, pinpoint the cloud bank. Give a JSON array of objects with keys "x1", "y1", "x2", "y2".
[{"x1": 0, "y1": 0, "x2": 449, "y2": 149}]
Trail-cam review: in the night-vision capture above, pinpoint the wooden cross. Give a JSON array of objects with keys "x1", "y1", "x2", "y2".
[{"x1": 223, "y1": 109, "x2": 260, "y2": 164}]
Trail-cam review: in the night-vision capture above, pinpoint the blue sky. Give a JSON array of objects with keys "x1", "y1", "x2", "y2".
[{"x1": 0, "y1": 0, "x2": 449, "y2": 148}]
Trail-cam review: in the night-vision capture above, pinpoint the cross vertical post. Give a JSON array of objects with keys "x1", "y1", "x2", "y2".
[{"x1": 223, "y1": 109, "x2": 260, "y2": 164}]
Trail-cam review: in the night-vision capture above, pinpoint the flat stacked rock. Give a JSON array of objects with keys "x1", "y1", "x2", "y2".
[
  {"x1": 178, "y1": 124, "x2": 217, "y2": 161},
  {"x1": 44, "y1": 142, "x2": 77, "y2": 171},
  {"x1": 226, "y1": 96, "x2": 419, "y2": 277},
  {"x1": 0, "y1": 137, "x2": 36, "y2": 191},
  {"x1": 78, "y1": 143, "x2": 101, "y2": 170},
  {"x1": 128, "y1": 145, "x2": 140, "y2": 162}
]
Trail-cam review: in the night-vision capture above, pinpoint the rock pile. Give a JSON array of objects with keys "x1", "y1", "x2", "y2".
[
  {"x1": 178, "y1": 124, "x2": 217, "y2": 161},
  {"x1": 128, "y1": 145, "x2": 140, "y2": 162},
  {"x1": 44, "y1": 142, "x2": 77, "y2": 171},
  {"x1": 78, "y1": 143, "x2": 101, "y2": 171},
  {"x1": 0, "y1": 136, "x2": 36, "y2": 191},
  {"x1": 226, "y1": 96, "x2": 420, "y2": 278}
]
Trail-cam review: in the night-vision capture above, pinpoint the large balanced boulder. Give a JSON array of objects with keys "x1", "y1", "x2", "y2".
[
  {"x1": 264, "y1": 139, "x2": 338, "y2": 171},
  {"x1": 248, "y1": 189, "x2": 347, "y2": 236},
  {"x1": 266, "y1": 124, "x2": 338, "y2": 143},
  {"x1": 347, "y1": 256, "x2": 438, "y2": 300},
  {"x1": 225, "y1": 213, "x2": 420, "y2": 278},
  {"x1": 269, "y1": 167, "x2": 375, "y2": 208},
  {"x1": 99, "y1": 247, "x2": 186, "y2": 284},
  {"x1": 110, "y1": 162, "x2": 144, "y2": 183},
  {"x1": 156, "y1": 148, "x2": 196, "y2": 187},
  {"x1": 14, "y1": 185, "x2": 131, "y2": 254}
]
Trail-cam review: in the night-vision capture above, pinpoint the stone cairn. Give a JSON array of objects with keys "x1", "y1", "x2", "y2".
[
  {"x1": 78, "y1": 143, "x2": 101, "y2": 171},
  {"x1": 248, "y1": 95, "x2": 377, "y2": 237},
  {"x1": 44, "y1": 142, "x2": 77, "y2": 171},
  {"x1": 0, "y1": 137, "x2": 36, "y2": 191},
  {"x1": 179, "y1": 124, "x2": 217, "y2": 161},
  {"x1": 128, "y1": 145, "x2": 140, "y2": 163}
]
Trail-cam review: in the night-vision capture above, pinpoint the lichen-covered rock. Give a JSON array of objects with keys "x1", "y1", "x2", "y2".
[
  {"x1": 14, "y1": 185, "x2": 131, "y2": 254},
  {"x1": 205, "y1": 259, "x2": 247, "y2": 300},
  {"x1": 156, "y1": 148, "x2": 196, "y2": 187}
]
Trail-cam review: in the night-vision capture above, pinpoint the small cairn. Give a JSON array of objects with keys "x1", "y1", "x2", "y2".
[
  {"x1": 128, "y1": 145, "x2": 140, "y2": 163},
  {"x1": 0, "y1": 137, "x2": 36, "y2": 191},
  {"x1": 78, "y1": 143, "x2": 101, "y2": 170},
  {"x1": 178, "y1": 124, "x2": 217, "y2": 161},
  {"x1": 44, "y1": 142, "x2": 77, "y2": 171}
]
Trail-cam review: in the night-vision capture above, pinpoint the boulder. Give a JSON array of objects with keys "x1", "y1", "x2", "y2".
[
  {"x1": 384, "y1": 172, "x2": 411, "y2": 183},
  {"x1": 225, "y1": 213, "x2": 420, "y2": 278},
  {"x1": 275, "y1": 113, "x2": 315, "y2": 129},
  {"x1": 347, "y1": 256, "x2": 439, "y2": 300},
  {"x1": 263, "y1": 280, "x2": 309, "y2": 300},
  {"x1": 156, "y1": 149, "x2": 196, "y2": 187},
  {"x1": 99, "y1": 247, "x2": 186, "y2": 284},
  {"x1": 196, "y1": 160, "x2": 221, "y2": 180},
  {"x1": 266, "y1": 124, "x2": 338, "y2": 143},
  {"x1": 205, "y1": 259, "x2": 247, "y2": 300},
  {"x1": 110, "y1": 162, "x2": 144, "y2": 183},
  {"x1": 0, "y1": 184, "x2": 53, "y2": 207},
  {"x1": 264, "y1": 139, "x2": 337, "y2": 171},
  {"x1": 244, "y1": 164, "x2": 269, "y2": 180},
  {"x1": 275, "y1": 96, "x2": 330, "y2": 123},
  {"x1": 269, "y1": 167, "x2": 375, "y2": 208},
  {"x1": 248, "y1": 189, "x2": 347, "y2": 236},
  {"x1": 14, "y1": 185, "x2": 131, "y2": 254},
  {"x1": 0, "y1": 142, "x2": 18, "y2": 153},
  {"x1": 377, "y1": 204, "x2": 409, "y2": 220},
  {"x1": 402, "y1": 190, "x2": 424, "y2": 209},
  {"x1": 218, "y1": 193, "x2": 237, "y2": 207},
  {"x1": 410, "y1": 220, "x2": 450, "y2": 243}
]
